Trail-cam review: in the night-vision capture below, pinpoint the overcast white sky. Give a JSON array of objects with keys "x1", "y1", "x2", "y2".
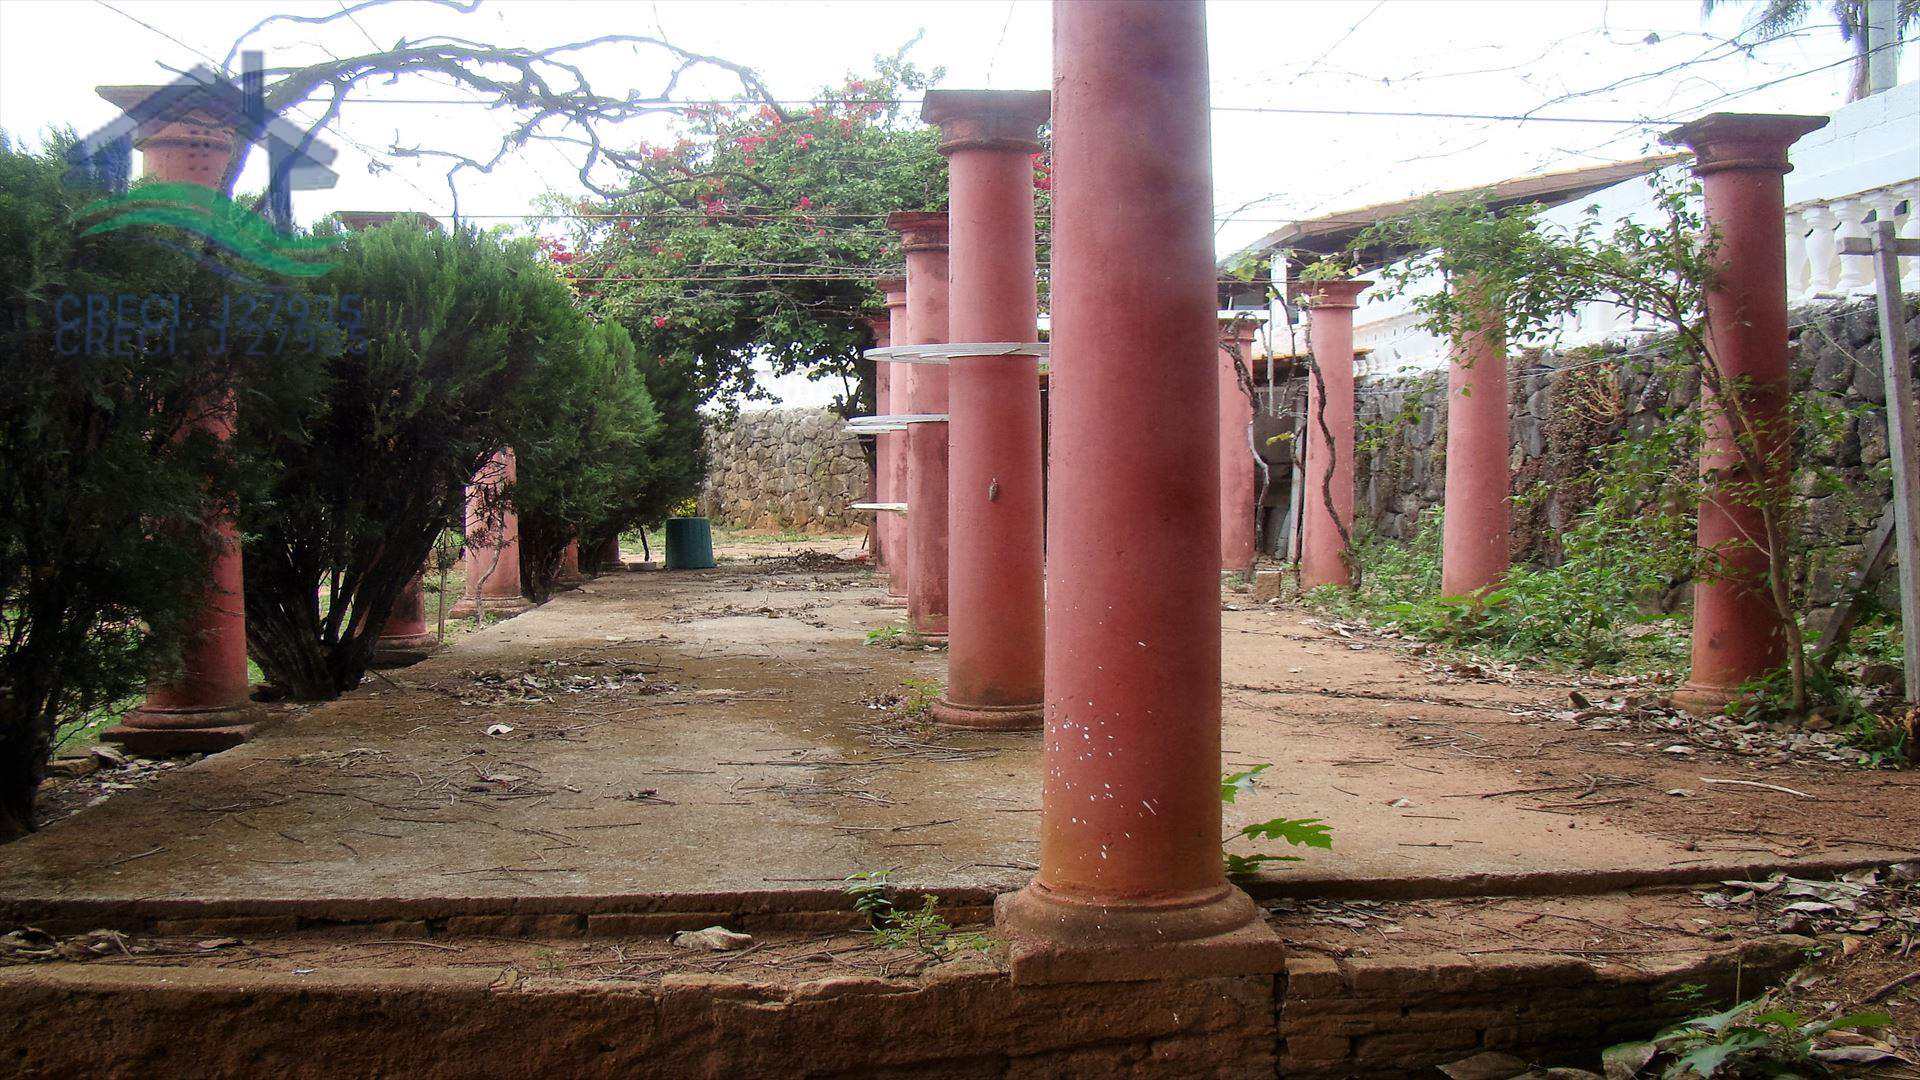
[{"x1": 2, "y1": 0, "x2": 1911, "y2": 405}]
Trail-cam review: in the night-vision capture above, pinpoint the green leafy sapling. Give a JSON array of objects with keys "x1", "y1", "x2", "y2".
[
  {"x1": 1606, "y1": 995, "x2": 1892, "y2": 1078},
  {"x1": 1220, "y1": 764, "x2": 1333, "y2": 877},
  {"x1": 844, "y1": 870, "x2": 989, "y2": 959}
]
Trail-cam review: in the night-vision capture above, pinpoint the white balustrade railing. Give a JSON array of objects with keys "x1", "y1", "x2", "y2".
[{"x1": 1786, "y1": 178, "x2": 1920, "y2": 299}]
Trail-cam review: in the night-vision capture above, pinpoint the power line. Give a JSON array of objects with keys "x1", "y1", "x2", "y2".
[{"x1": 319, "y1": 94, "x2": 1656, "y2": 124}]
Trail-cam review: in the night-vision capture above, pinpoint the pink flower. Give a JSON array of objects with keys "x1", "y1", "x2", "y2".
[
  {"x1": 653, "y1": 316, "x2": 669, "y2": 329},
  {"x1": 797, "y1": 195, "x2": 812, "y2": 209},
  {"x1": 794, "y1": 133, "x2": 815, "y2": 149}
]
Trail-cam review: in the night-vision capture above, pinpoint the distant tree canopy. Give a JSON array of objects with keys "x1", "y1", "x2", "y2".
[
  {"x1": 553, "y1": 54, "x2": 950, "y2": 415},
  {"x1": 1700, "y1": 0, "x2": 1920, "y2": 100}
]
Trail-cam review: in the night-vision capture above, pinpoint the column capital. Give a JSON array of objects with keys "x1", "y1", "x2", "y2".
[
  {"x1": 921, "y1": 89, "x2": 1050, "y2": 155},
  {"x1": 1661, "y1": 112, "x2": 1828, "y2": 176},
  {"x1": 1288, "y1": 278, "x2": 1373, "y2": 310},
  {"x1": 876, "y1": 275, "x2": 908, "y2": 309},
  {"x1": 884, "y1": 211, "x2": 949, "y2": 252}
]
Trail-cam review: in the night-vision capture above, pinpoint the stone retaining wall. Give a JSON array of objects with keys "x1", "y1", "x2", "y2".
[
  {"x1": 1278, "y1": 935, "x2": 1809, "y2": 1078},
  {"x1": 697, "y1": 407, "x2": 869, "y2": 533},
  {"x1": 1352, "y1": 297, "x2": 1919, "y2": 605},
  {"x1": 0, "y1": 932, "x2": 1811, "y2": 1077}
]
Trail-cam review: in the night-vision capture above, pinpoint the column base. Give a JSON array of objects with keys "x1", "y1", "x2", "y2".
[
  {"x1": 1669, "y1": 681, "x2": 1744, "y2": 717},
  {"x1": 873, "y1": 596, "x2": 908, "y2": 609},
  {"x1": 370, "y1": 632, "x2": 442, "y2": 669},
  {"x1": 106, "y1": 703, "x2": 266, "y2": 757},
  {"x1": 994, "y1": 883, "x2": 1283, "y2": 985},
  {"x1": 447, "y1": 596, "x2": 535, "y2": 620},
  {"x1": 930, "y1": 696, "x2": 1042, "y2": 731},
  {"x1": 903, "y1": 630, "x2": 948, "y2": 648}
]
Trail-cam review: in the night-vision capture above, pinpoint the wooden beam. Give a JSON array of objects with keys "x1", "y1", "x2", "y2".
[
  {"x1": 1815, "y1": 502, "x2": 1897, "y2": 670},
  {"x1": 1841, "y1": 221, "x2": 1920, "y2": 702}
]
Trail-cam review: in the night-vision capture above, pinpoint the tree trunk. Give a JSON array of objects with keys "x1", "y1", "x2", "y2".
[{"x1": 0, "y1": 693, "x2": 53, "y2": 841}]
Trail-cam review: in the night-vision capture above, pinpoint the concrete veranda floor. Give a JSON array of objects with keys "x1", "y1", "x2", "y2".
[{"x1": 3, "y1": 539, "x2": 1917, "y2": 926}]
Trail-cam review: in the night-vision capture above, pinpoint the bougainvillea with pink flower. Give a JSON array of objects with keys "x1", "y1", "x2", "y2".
[{"x1": 547, "y1": 52, "x2": 951, "y2": 416}]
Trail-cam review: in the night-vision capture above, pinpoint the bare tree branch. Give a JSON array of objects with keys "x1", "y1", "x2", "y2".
[{"x1": 199, "y1": 0, "x2": 793, "y2": 217}]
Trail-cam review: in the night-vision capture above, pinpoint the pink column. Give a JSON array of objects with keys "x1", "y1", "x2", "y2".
[
  {"x1": 998, "y1": 0, "x2": 1279, "y2": 976},
  {"x1": 878, "y1": 279, "x2": 911, "y2": 600},
  {"x1": 450, "y1": 449, "x2": 531, "y2": 618},
  {"x1": 1663, "y1": 112, "x2": 1827, "y2": 712},
  {"x1": 100, "y1": 86, "x2": 260, "y2": 754},
  {"x1": 924, "y1": 90, "x2": 1049, "y2": 731},
  {"x1": 1217, "y1": 317, "x2": 1261, "y2": 572},
  {"x1": 887, "y1": 213, "x2": 951, "y2": 640},
  {"x1": 556, "y1": 539, "x2": 584, "y2": 586},
  {"x1": 1439, "y1": 279, "x2": 1512, "y2": 597},
  {"x1": 1296, "y1": 280, "x2": 1371, "y2": 590},
  {"x1": 372, "y1": 573, "x2": 439, "y2": 663},
  {"x1": 589, "y1": 533, "x2": 623, "y2": 573}
]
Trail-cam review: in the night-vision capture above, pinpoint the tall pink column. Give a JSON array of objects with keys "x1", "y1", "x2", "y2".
[
  {"x1": 878, "y1": 279, "x2": 911, "y2": 600},
  {"x1": 556, "y1": 540, "x2": 585, "y2": 586},
  {"x1": 451, "y1": 449, "x2": 531, "y2": 619},
  {"x1": 372, "y1": 573, "x2": 438, "y2": 664},
  {"x1": 1296, "y1": 280, "x2": 1371, "y2": 590},
  {"x1": 999, "y1": 0, "x2": 1279, "y2": 977},
  {"x1": 589, "y1": 533, "x2": 623, "y2": 573},
  {"x1": 924, "y1": 90, "x2": 1049, "y2": 731},
  {"x1": 100, "y1": 85, "x2": 260, "y2": 754},
  {"x1": 1439, "y1": 279, "x2": 1512, "y2": 597},
  {"x1": 1664, "y1": 113, "x2": 1827, "y2": 712},
  {"x1": 1217, "y1": 317, "x2": 1260, "y2": 572},
  {"x1": 887, "y1": 213, "x2": 951, "y2": 640}
]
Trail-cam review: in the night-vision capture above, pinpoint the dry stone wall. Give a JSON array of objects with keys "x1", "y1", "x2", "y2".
[
  {"x1": 697, "y1": 407, "x2": 870, "y2": 533},
  {"x1": 1351, "y1": 297, "x2": 1920, "y2": 606}
]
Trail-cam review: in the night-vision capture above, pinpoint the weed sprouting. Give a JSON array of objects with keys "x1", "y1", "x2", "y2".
[
  {"x1": 1220, "y1": 764, "x2": 1333, "y2": 878},
  {"x1": 844, "y1": 870, "x2": 990, "y2": 959}
]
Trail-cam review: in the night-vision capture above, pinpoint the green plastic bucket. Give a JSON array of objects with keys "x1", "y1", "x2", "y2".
[{"x1": 664, "y1": 517, "x2": 716, "y2": 570}]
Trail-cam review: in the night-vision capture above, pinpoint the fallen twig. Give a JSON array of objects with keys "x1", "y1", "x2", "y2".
[
  {"x1": 101, "y1": 846, "x2": 165, "y2": 868},
  {"x1": 1864, "y1": 968, "x2": 1920, "y2": 1003},
  {"x1": 1699, "y1": 778, "x2": 1814, "y2": 799}
]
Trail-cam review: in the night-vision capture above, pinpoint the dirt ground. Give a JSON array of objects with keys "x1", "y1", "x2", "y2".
[
  {"x1": 7, "y1": 534, "x2": 1919, "y2": 915},
  {"x1": 7, "y1": 533, "x2": 1920, "y2": 1069}
]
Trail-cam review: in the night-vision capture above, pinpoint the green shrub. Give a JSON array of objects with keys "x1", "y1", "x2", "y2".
[
  {"x1": 512, "y1": 319, "x2": 659, "y2": 600},
  {"x1": 238, "y1": 220, "x2": 586, "y2": 699},
  {"x1": 1318, "y1": 422, "x2": 1696, "y2": 672}
]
